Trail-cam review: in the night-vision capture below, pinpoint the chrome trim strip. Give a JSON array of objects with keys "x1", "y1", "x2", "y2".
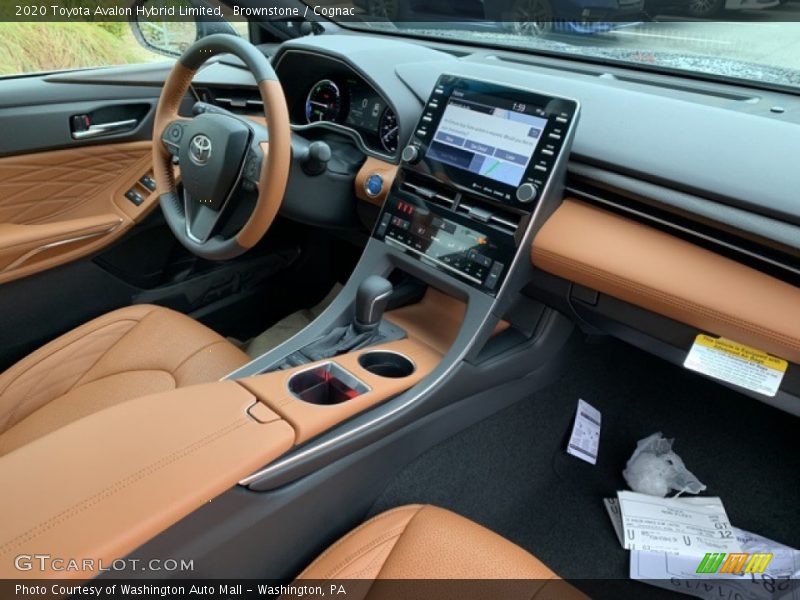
[
  {"x1": 72, "y1": 119, "x2": 138, "y2": 140},
  {"x1": 566, "y1": 186, "x2": 800, "y2": 280},
  {"x1": 364, "y1": 288, "x2": 394, "y2": 323},
  {"x1": 2, "y1": 223, "x2": 121, "y2": 272}
]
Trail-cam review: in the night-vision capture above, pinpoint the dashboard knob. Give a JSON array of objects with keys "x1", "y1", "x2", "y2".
[
  {"x1": 516, "y1": 183, "x2": 538, "y2": 203},
  {"x1": 401, "y1": 145, "x2": 420, "y2": 164}
]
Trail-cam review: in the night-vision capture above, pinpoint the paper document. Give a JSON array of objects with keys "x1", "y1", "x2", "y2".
[
  {"x1": 566, "y1": 399, "x2": 601, "y2": 465},
  {"x1": 604, "y1": 498, "x2": 624, "y2": 545},
  {"x1": 617, "y1": 491, "x2": 740, "y2": 556},
  {"x1": 606, "y1": 496, "x2": 800, "y2": 599},
  {"x1": 630, "y1": 529, "x2": 800, "y2": 600}
]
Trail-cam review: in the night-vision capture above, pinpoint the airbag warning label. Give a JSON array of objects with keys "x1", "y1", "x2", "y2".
[{"x1": 683, "y1": 334, "x2": 787, "y2": 397}]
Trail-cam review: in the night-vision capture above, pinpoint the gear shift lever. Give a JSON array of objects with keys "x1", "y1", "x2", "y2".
[
  {"x1": 276, "y1": 275, "x2": 402, "y2": 368},
  {"x1": 354, "y1": 276, "x2": 393, "y2": 333}
]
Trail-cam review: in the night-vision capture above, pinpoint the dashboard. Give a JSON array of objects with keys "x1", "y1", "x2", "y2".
[
  {"x1": 186, "y1": 33, "x2": 800, "y2": 409},
  {"x1": 274, "y1": 50, "x2": 400, "y2": 157}
]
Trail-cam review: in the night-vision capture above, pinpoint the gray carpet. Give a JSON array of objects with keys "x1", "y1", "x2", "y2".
[{"x1": 369, "y1": 337, "x2": 800, "y2": 599}]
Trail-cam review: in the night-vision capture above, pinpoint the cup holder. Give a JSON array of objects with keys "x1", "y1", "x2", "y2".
[
  {"x1": 358, "y1": 351, "x2": 416, "y2": 379},
  {"x1": 287, "y1": 362, "x2": 369, "y2": 405}
]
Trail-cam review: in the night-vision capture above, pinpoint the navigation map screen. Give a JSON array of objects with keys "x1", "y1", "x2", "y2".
[{"x1": 426, "y1": 91, "x2": 547, "y2": 188}]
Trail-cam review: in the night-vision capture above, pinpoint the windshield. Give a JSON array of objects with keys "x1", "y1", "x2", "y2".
[{"x1": 304, "y1": 1, "x2": 800, "y2": 91}]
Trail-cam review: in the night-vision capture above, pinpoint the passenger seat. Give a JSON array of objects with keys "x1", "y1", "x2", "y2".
[{"x1": 296, "y1": 504, "x2": 587, "y2": 599}]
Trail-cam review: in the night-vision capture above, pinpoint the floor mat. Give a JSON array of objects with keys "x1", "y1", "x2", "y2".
[
  {"x1": 245, "y1": 284, "x2": 342, "y2": 358},
  {"x1": 369, "y1": 337, "x2": 800, "y2": 599}
]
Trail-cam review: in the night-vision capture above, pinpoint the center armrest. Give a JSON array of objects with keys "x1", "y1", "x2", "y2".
[{"x1": 0, "y1": 380, "x2": 295, "y2": 579}]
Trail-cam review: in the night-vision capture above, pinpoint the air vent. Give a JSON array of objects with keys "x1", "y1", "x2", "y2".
[
  {"x1": 399, "y1": 172, "x2": 457, "y2": 209},
  {"x1": 456, "y1": 199, "x2": 521, "y2": 236},
  {"x1": 400, "y1": 171, "x2": 523, "y2": 235}
]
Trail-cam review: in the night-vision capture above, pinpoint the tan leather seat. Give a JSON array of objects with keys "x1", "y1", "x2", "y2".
[
  {"x1": 297, "y1": 504, "x2": 588, "y2": 599},
  {"x1": 0, "y1": 304, "x2": 250, "y2": 456}
]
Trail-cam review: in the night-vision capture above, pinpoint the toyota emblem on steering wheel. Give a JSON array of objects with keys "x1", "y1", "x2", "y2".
[{"x1": 189, "y1": 134, "x2": 212, "y2": 165}]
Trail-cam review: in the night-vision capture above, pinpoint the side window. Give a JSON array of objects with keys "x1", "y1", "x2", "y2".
[
  {"x1": 0, "y1": 21, "x2": 166, "y2": 77},
  {"x1": 0, "y1": 0, "x2": 246, "y2": 78}
]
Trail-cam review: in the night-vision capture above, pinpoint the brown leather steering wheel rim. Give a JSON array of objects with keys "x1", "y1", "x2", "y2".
[{"x1": 152, "y1": 34, "x2": 291, "y2": 260}]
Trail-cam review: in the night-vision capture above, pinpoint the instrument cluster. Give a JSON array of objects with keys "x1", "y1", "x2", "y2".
[{"x1": 302, "y1": 76, "x2": 399, "y2": 155}]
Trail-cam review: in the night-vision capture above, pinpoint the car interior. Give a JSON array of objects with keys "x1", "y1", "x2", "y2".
[{"x1": 0, "y1": 3, "x2": 798, "y2": 598}]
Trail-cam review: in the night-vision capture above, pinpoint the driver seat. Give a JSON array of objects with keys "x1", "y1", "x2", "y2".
[{"x1": 0, "y1": 304, "x2": 250, "y2": 456}]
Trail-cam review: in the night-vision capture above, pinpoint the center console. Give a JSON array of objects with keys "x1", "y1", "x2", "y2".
[
  {"x1": 228, "y1": 72, "x2": 579, "y2": 488},
  {"x1": 373, "y1": 75, "x2": 578, "y2": 295}
]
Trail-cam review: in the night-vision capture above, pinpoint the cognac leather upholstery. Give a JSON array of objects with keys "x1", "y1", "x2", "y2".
[
  {"x1": 297, "y1": 505, "x2": 587, "y2": 599},
  {"x1": 0, "y1": 304, "x2": 250, "y2": 456}
]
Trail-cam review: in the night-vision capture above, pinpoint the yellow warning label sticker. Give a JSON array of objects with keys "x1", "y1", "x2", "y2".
[{"x1": 684, "y1": 335, "x2": 787, "y2": 397}]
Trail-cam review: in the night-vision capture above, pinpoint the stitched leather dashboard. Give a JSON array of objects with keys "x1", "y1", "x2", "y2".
[{"x1": 532, "y1": 199, "x2": 800, "y2": 364}]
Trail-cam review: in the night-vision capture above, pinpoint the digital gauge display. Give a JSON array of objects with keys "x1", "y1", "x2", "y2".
[{"x1": 305, "y1": 79, "x2": 342, "y2": 123}]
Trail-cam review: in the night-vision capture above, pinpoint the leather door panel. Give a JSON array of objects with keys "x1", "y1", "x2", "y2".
[
  {"x1": 0, "y1": 63, "x2": 178, "y2": 285},
  {"x1": 0, "y1": 141, "x2": 164, "y2": 284}
]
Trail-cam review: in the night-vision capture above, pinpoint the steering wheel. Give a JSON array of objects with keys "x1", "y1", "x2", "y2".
[{"x1": 152, "y1": 34, "x2": 290, "y2": 260}]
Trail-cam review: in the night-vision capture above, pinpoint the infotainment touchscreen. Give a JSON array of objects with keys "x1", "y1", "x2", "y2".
[
  {"x1": 406, "y1": 75, "x2": 578, "y2": 206},
  {"x1": 426, "y1": 92, "x2": 547, "y2": 188}
]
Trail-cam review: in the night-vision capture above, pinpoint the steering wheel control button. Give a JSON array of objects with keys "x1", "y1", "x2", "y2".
[
  {"x1": 364, "y1": 173, "x2": 384, "y2": 198},
  {"x1": 243, "y1": 154, "x2": 261, "y2": 191},
  {"x1": 168, "y1": 123, "x2": 183, "y2": 142},
  {"x1": 401, "y1": 145, "x2": 420, "y2": 164},
  {"x1": 516, "y1": 183, "x2": 538, "y2": 204}
]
